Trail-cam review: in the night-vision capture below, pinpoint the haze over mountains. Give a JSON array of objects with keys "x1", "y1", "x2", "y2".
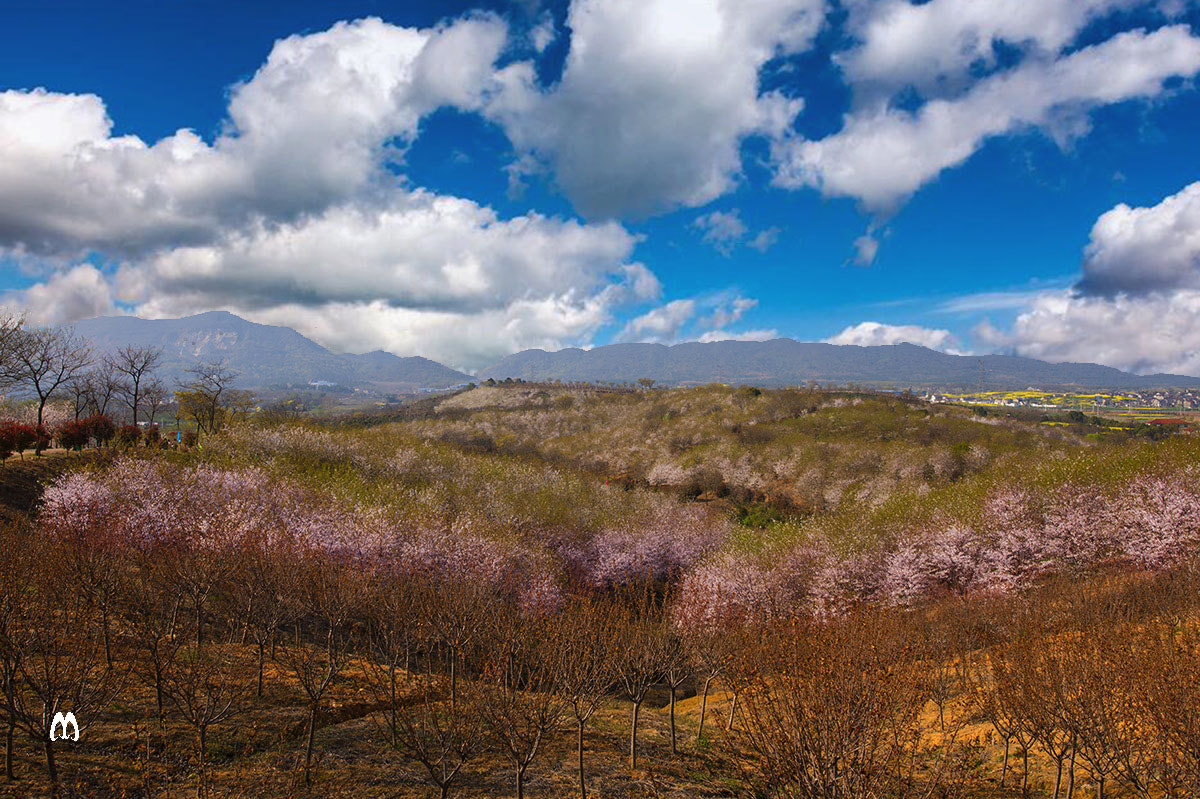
[
  {"x1": 72, "y1": 313, "x2": 1200, "y2": 391},
  {"x1": 479, "y1": 340, "x2": 1200, "y2": 390},
  {"x1": 72, "y1": 312, "x2": 472, "y2": 390}
]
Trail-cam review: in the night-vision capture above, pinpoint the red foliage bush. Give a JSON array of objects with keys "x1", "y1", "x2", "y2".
[
  {"x1": 56, "y1": 420, "x2": 91, "y2": 450},
  {"x1": 0, "y1": 421, "x2": 37, "y2": 460},
  {"x1": 114, "y1": 424, "x2": 141, "y2": 447},
  {"x1": 84, "y1": 415, "x2": 116, "y2": 446}
]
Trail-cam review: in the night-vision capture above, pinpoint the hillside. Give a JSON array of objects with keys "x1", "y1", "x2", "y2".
[
  {"x1": 72, "y1": 312, "x2": 472, "y2": 390},
  {"x1": 477, "y1": 339, "x2": 1200, "y2": 389},
  {"x1": 13, "y1": 384, "x2": 1200, "y2": 798}
]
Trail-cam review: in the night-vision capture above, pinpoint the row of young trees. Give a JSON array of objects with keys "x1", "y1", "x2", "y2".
[
  {"x1": 729, "y1": 571, "x2": 1200, "y2": 799},
  {"x1": 11, "y1": 453, "x2": 1200, "y2": 798},
  {"x1": 0, "y1": 315, "x2": 253, "y2": 440},
  {"x1": 0, "y1": 317, "x2": 159, "y2": 427},
  {"x1": 0, "y1": 510, "x2": 723, "y2": 798}
]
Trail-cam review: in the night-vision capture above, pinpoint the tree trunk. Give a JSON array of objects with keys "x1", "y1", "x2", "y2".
[
  {"x1": 154, "y1": 669, "x2": 165, "y2": 721},
  {"x1": 43, "y1": 737, "x2": 58, "y2": 798},
  {"x1": 195, "y1": 600, "x2": 204, "y2": 648},
  {"x1": 577, "y1": 720, "x2": 587, "y2": 799},
  {"x1": 1067, "y1": 746, "x2": 1076, "y2": 799},
  {"x1": 4, "y1": 717, "x2": 12, "y2": 780},
  {"x1": 1022, "y1": 749, "x2": 1029, "y2": 797},
  {"x1": 386, "y1": 666, "x2": 397, "y2": 747},
  {"x1": 304, "y1": 703, "x2": 318, "y2": 784},
  {"x1": 697, "y1": 676, "x2": 712, "y2": 745},
  {"x1": 669, "y1": 684, "x2": 677, "y2": 755},
  {"x1": 4, "y1": 670, "x2": 15, "y2": 780},
  {"x1": 1000, "y1": 736, "x2": 1010, "y2": 786},
  {"x1": 726, "y1": 691, "x2": 738, "y2": 731},
  {"x1": 516, "y1": 764, "x2": 526, "y2": 799},
  {"x1": 198, "y1": 725, "x2": 208, "y2": 799},
  {"x1": 257, "y1": 642, "x2": 266, "y2": 698},
  {"x1": 102, "y1": 606, "x2": 113, "y2": 668},
  {"x1": 1053, "y1": 760, "x2": 1064, "y2": 799},
  {"x1": 629, "y1": 699, "x2": 641, "y2": 770}
]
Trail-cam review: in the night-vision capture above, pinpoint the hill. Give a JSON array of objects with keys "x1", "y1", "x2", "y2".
[
  {"x1": 477, "y1": 339, "x2": 1200, "y2": 389},
  {"x1": 72, "y1": 312, "x2": 472, "y2": 390}
]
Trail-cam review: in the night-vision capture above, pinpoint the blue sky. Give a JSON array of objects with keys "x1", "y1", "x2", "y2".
[{"x1": 2, "y1": 0, "x2": 1200, "y2": 373}]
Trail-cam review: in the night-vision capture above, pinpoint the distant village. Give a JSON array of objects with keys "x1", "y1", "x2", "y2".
[{"x1": 923, "y1": 388, "x2": 1200, "y2": 412}]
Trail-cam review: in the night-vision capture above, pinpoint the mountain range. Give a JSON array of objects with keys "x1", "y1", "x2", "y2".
[
  {"x1": 70, "y1": 313, "x2": 1200, "y2": 392},
  {"x1": 72, "y1": 312, "x2": 472, "y2": 390},
  {"x1": 477, "y1": 339, "x2": 1200, "y2": 390}
]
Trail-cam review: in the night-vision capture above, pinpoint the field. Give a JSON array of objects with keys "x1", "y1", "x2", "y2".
[
  {"x1": 3, "y1": 384, "x2": 1200, "y2": 798},
  {"x1": 935, "y1": 389, "x2": 1199, "y2": 424}
]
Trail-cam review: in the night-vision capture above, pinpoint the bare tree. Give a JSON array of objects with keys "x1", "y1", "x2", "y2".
[
  {"x1": 162, "y1": 642, "x2": 244, "y2": 799},
  {"x1": 1007, "y1": 632, "x2": 1074, "y2": 799},
  {"x1": 613, "y1": 590, "x2": 672, "y2": 771},
  {"x1": 278, "y1": 548, "x2": 369, "y2": 783},
  {"x1": 227, "y1": 526, "x2": 296, "y2": 698},
  {"x1": 64, "y1": 373, "x2": 95, "y2": 420},
  {"x1": 177, "y1": 361, "x2": 242, "y2": 435},
  {"x1": 5, "y1": 534, "x2": 120, "y2": 797},
  {"x1": 475, "y1": 609, "x2": 568, "y2": 799},
  {"x1": 729, "y1": 611, "x2": 924, "y2": 799},
  {"x1": 141, "y1": 378, "x2": 169, "y2": 426},
  {"x1": 108, "y1": 346, "x2": 162, "y2": 425},
  {"x1": 0, "y1": 524, "x2": 26, "y2": 781},
  {"x1": 362, "y1": 569, "x2": 423, "y2": 741},
  {"x1": 391, "y1": 670, "x2": 482, "y2": 799},
  {"x1": 0, "y1": 315, "x2": 25, "y2": 390},
  {"x1": 684, "y1": 625, "x2": 737, "y2": 747},
  {"x1": 662, "y1": 632, "x2": 689, "y2": 756},
  {"x1": 966, "y1": 650, "x2": 1029, "y2": 791},
  {"x1": 123, "y1": 540, "x2": 186, "y2": 721},
  {"x1": 90, "y1": 360, "x2": 122, "y2": 417},
  {"x1": 556, "y1": 599, "x2": 619, "y2": 799},
  {"x1": 10, "y1": 326, "x2": 92, "y2": 427},
  {"x1": 423, "y1": 577, "x2": 493, "y2": 711},
  {"x1": 1127, "y1": 622, "x2": 1200, "y2": 798}
]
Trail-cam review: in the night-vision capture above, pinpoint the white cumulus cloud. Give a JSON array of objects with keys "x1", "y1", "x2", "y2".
[
  {"x1": 485, "y1": 0, "x2": 825, "y2": 218},
  {"x1": 775, "y1": 25, "x2": 1200, "y2": 210},
  {"x1": 825, "y1": 321, "x2": 965, "y2": 353},
  {"x1": 617, "y1": 299, "x2": 698, "y2": 343},
  {"x1": 838, "y1": 0, "x2": 1145, "y2": 104},
  {"x1": 617, "y1": 293, "x2": 768, "y2": 345},
  {"x1": 1078, "y1": 181, "x2": 1200, "y2": 295},
  {"x1": 977, "y1": 290, "x2": 1200, "y2": 376},
  {"x1": 0, "y1": 14, "x2": 675, "y2": 370},
  {"x1": 5, "y1": 264, "x2": 117, "y2": 325},
  {"x1": 978, "y1": 182, "x2": 1200, "y2": 376},
  {"x1": 0, "y1": 16, "x2": 510, "y2": 258}
]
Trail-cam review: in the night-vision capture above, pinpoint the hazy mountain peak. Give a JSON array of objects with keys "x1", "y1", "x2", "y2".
[
  {"x1": 477, "y1": 338, "x2": 1199, "y2": 389},
  {"x1": 73, "y1": 312, "x2": 471, "y2": 390}
]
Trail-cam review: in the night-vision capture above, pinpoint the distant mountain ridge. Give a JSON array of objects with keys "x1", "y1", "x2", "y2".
[
  {"x1": 476, "y1": 339, "x2": 1200, "y2": 390},
  {"x1": 72, "y1": 312, "x2": 472, "y2": 390}
]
